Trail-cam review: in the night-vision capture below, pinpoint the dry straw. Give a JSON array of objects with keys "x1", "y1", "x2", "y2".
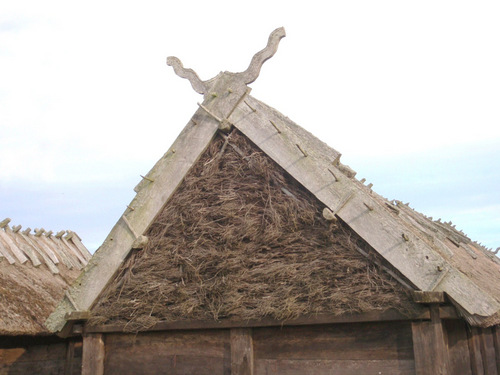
[{"x1": 89, "y1": 131, "x2": 418, "y2": 331}]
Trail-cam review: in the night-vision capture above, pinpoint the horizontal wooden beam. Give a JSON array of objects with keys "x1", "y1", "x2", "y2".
[
  {"x1": 85, "y1": 309, "x2": 430, "y2": 334},
  {"x1": 412, "y1": 291, "x2": 447, "y2": 304},
  {"x1": 65, "y1": 311, "x2": 90, "y2": 321}
]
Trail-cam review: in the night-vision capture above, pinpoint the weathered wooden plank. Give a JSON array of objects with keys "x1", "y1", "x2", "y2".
[
  {"x1": 4, "y1": 227, "x2": 41, "y2": 266},
  {"x1": 444, "y1": 319, "x2": 473, "y2": 375},
  {"x1": 493, "y1": 326, "x2": 500, "y2": 374},
  {"x1": 46, "y1": 110, "x2": 220, "y2": 333},
  {"x1": 253, "y1": 321, "x2": 414, "y2": 361},
  {"x1": 254, "y1": 359, "x2": 416, "y2": 375},
  {"x1": 0, "y1": 343, "x2": 69, "y2": 375},
  {"x1": 0, "y1": 229, "x2": 28, "y2": 263},
  {"x1": 231, "y1": 328, "x2": 253, "y2": 375},
  {"x1": 480, "y1": 327, "x2": 499, "y2": 375},
  {"x1": 85, "y1": 309, "x2": 430, "y2": 333},
  {"x1": 232, "y1": 96, "x2": 449, "y2": 293},
  {"x1": 82, "y1": 334, "x2": 104, "y2": 375},
  {"x1": 66, "y1": 232, "x2": 92, "y2": 261},
  {"x1": 233, "y1": 95, "x2": 500, "y2": 321},
  {"x1": 104, "y1": 330, "x2": 230, "y2": 375},
  {"x1": 0, "y1": 236, "x2": 16, "y2": 264},
  {"x1": 412, "y1": 305, "x2": 450, "y2": 375},
  {"x1": 18, "y1": 232, "x2": 60, "y2": 274},
  {"x1": 468, "y1": 326, "x2": 485, "y2": 375},
  {"x1": 413, "y1": 291, "x2": 446, "y2": 304}
]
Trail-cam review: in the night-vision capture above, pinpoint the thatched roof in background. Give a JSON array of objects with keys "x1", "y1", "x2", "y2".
[
  {"x1": 0, "y1": 221, "x2": 90, "y2": 335},
  {"x1": 47, "y1": 28, "x2": 500, "y2": 333}
]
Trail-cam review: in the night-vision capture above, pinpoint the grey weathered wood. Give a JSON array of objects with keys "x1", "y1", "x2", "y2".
[
  {"x1": 412, "y1": 305, "x2": 450, "y2": 375},
  {"x1": 19, "y1": 231, "x2": 60, "y2": 274},
  {"x1": 66, "y1": 231, "x2": 92, "y2": 261},
  {"x1": 82, "y1": 334, "x2": 105, "y2": 375},
  {"x1": 231, "y1": 328, "x2": 254, "y2": 375},
  {"x1": 0, "y1": 234, "x2": 17, "y2": 264},
  {"x1": 232, "y1": 95, "x2": 500, "y2": 320},
  {"x1": 46, "y1": 104, "x2": 220, "y2": 333},
  {"x1": 413, "y1": 291, "x2": 446, "y2": 304},
  {"x1": 0, "y1": 228, "x2": 28, "y2": 263},
  {"x1": 38, "y1": 233, "x2": 75, "y2": 269},
  {"x1": 4, "y1": 226, "x2": 42, "y2": 266}
]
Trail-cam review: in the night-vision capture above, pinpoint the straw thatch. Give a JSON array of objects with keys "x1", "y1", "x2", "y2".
[
  {"x1": 0, "y1": 229, "x2": 89, "y2": 335},
  {"x1": 89, "y1": 131, "x2": 419, "y2": 331}
]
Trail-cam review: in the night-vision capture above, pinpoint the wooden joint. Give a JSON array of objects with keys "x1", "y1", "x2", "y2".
[
  {"x1": 363, "y1": 202, "x2": 374, "y2": 211},
  {"x1": 412, "y1": 291, "x2": 447, "y2": 304},
  {"x1": 244, "y1": 100, "x2": 257, "y2": 112},
  {"x1": 269, "y1": 120, "x2": 281, "y2": 133},
  {"x1": 296, "y1": 143, "x2": 308, "y2": 157},
  {"x1": 12, "y1": 224, "x2": 22, "y2": 233},
  {"x1": 327, "y1": 168, "x2": 339, "y2": 182},
  {"x1": 65, "y1": 310, "x2": 90, "y2": 322},
  {"x1": 34, "y1": 228, "x2": 45, "y2": 237},
  {"x1": 0, "y1": 218, "x2": 11, "y2": 228},
  {"x1": 140, "y1": 174, "x2": 155, "y2": 183}
]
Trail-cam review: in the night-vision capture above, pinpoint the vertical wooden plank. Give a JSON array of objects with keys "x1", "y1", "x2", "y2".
[
  {"x1": 82, "y1": 334, "x2": 105, "y2": 375},
  {"x1": 493, "y1": 326, "x2": 500, "y2": 373},
  {"x1": 480, "y1": 327, "x2": 498, "y2": 375},
  {"x1": 64, "y1": 340, "x2": 76, "y2": 375},
  {"x1": 412, "y1": 305, "x2": 450, "y2": 375},
  {"x1": 468, "y1": 326, "x2": 485, "y2": 375},
  {"x1": 231, "y1": 328, "x2": 254, "y2": 375},
  {"x1": 444, "y1": 320, "x2": 473, "y2": 375}
]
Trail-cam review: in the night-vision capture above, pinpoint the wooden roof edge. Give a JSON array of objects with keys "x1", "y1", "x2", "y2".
[
  {"x1": 0, "y1": 221, "x2": 89, "y2": 271},
  {"x1": 230, "y1": 96, "x2": 500, "y2": 325},
  {"x1": 46, "y1": 108, "x2": 220, "y2": 333}
]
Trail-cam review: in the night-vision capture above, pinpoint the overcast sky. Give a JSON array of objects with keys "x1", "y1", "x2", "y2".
[{"x1": 1, "y1": 1, "x2": 499, "y2": 252}]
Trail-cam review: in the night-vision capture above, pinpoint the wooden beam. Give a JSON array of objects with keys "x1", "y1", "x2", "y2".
[
  {"x1": 85, "y1": 308, "x2": 430, "y2": 333},
  {"x1": 468, "y1": 326, "x2": 485, "y2": 375},
  {"x1": 412, "y1": 304, "x2": 450, "y2": 375},
  {"x1": 412, "y1": 291, "x2": 446, "y2": 304},
  {"x1": 82, "y1": 334, "x2": 105, "y2": 375},
  {"x1": 479, "y1": 327, "x2": 499, "y2": 375},
  {"x1": 231, "y1": 328, "x2": 254, "y2": 375},
  {"x1": 493, "y1": 326, "x2": 500, "y2": 374}
]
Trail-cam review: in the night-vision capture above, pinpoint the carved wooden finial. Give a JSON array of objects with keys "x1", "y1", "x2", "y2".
[{"x1": 167, "y1": 27, "x2": 286, "y2": 95}]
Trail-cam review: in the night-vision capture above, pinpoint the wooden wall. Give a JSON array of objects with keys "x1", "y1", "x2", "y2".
[
  {"x1": 84, "y1": 319, "x2": 500, "y2": 375},
  {"x1": 97, "y1": 321, "x2": 415, "y2": 375},
  {"x1": 0, "y1": 336, "x2": 82, "y2": 375}
]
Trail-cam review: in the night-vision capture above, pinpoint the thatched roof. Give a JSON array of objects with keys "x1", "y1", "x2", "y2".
[
  {"x1": 88, "y1": 131, "x2": 420, "y2": 331},
  {"x1": 0, "y1": 220, "x2": 90, "y2": 335},
  {"x1": 47, "y1": 27, "x2": 500, "y2": 333}
]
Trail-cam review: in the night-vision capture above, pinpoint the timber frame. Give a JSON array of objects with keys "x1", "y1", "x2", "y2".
[{"x1": 45, "y1": 27, "x2": 500, "y2": 375}]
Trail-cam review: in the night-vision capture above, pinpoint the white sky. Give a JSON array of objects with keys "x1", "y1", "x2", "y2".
[{"x1": 1, "y1": 1, "x2": 499, "y2": 251}]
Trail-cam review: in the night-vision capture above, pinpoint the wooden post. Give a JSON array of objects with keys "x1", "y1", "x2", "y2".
[
  {"x1": 82, "y1": 333, "x2": 105, "y2": 375},
  {"x1": 412, "y1": 304, "x2": 450, "y2": 375},
  {"x1": 230, "y1": 328, "x2": 253, "y2": 375},
  {"x1": 468, "y1": 326, "x2": 485, "y2": 375}
]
